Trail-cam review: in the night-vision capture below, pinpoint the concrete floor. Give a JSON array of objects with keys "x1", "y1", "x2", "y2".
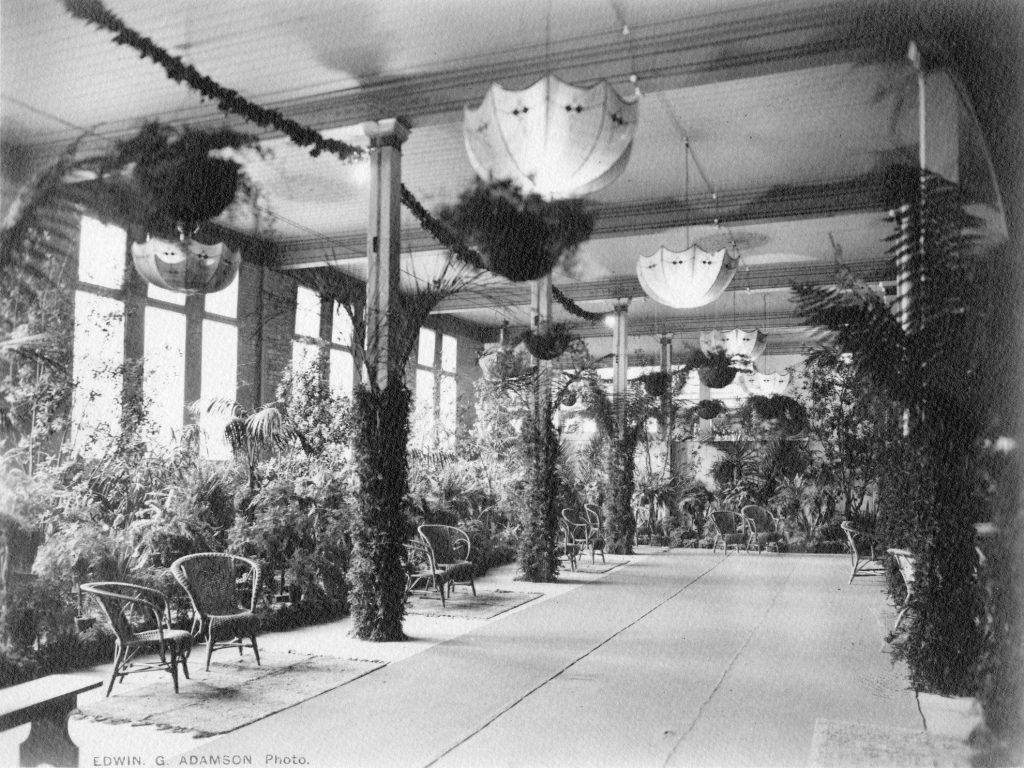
[{"x1": 1, "y1": 548, "x2": 980, "y2": 767}]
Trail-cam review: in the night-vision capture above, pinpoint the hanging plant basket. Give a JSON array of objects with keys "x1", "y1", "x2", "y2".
[
  {"x1": 523, "y1": 325, "x2": 573, "y2": 360},
  {"x1": 695, "y1": 399, "x2": 726, "y2": 420},
  {"x1": 639, "y1": 371, "x2": 672, "y2": 397},
  {"x1": 698, "y1": 364, "x2": 737, "y2": 389},
  {"x1": 750, "y1": 394, "x2": 808, "y2": 428},
  {"x1": 438, "y1": 179, "x2": 594, "y2": 282},
  {"x1": 131, "y1": 235, "x2": 241, "y2": 294},
  {"x1": 560, "y1": 389, "x2": 579, "y2": 407},
  {"x1": 106, "y1": 122, "x2": 263, "y2": 238}
]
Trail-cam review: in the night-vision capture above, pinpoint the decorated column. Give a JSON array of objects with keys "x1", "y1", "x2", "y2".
[
  {"x1": 612, "y1": 300, "x2": 629, "y2": 430},
  {"x1": 519, "y1": 274, "x2": 560, "y2": 581},
  {"x1": 349, "y1": 118, "x2": 413, "y2": 641}
]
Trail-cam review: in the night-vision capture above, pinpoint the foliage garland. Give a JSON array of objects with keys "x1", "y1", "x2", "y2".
[
  {"x1": 62, "y1": 0, "x2": 364, "y2": 163},
  {"x1": 61, "y1": 0, "x2": 611, "y2": 322}
]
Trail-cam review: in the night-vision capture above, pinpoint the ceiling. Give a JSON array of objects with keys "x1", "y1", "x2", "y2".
[{"x1": 0, "y1": 0, "x2": 1009, "y2": 364}]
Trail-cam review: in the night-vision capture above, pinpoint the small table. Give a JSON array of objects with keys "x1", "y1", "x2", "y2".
[{"x1": 0, "y1": 674, "x2": 102, "y2": 767}]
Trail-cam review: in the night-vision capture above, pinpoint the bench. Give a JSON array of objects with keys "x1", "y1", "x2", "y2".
[{"x1": 0, "y1": 674, "x2": 102, "y2": 767}]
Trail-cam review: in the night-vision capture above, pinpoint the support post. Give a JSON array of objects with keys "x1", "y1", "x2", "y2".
[
  {"x1": 363, "y1": 118, "x2": 411, "y2": 389},
  {"x1": 612, "y1": 300, "x2": 629, "y2": 431},
  {"x1": 530, "y1": 275, "x2": 553, "y2": 409},
  {"x1": 659, "y1": 333, "x2": 677, "y2": 476}
]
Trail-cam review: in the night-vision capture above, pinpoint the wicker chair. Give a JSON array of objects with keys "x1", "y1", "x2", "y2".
[
  {"x1": 840, "y1": 521, "x2": 883, "y2": 583},
  {"x1": 81, "y1": 582, "x2": 192, "y2": 697},
  {"x1": 887, "y1": 548, "x2": 917, "y2": 631},
  {"x1": 741, "y1": 505, "x2": 786, "y2": 553},
  {"x1": 170, "y1": 553, "x2": 262, "y2": 671},
  {"x1": 582, "y1": 504, "x2": 607, "y2": 564},
  {"x1": 418, "y1": 525, "x2": 476, "y2": 597},
  {"x1": 556, "y1": 518, "x2": 583, "y2": 572},
  {"x1": 707, "y1": 506, "x2": 747, "y2": 554},
  {"x1": 404, "y1": 538, "x2": 448, "y2": 607}
]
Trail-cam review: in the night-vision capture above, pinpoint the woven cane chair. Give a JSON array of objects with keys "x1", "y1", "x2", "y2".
[
  {"x1": 556, "y1": 518, "x2": 581, "y2": 572},
  {"x1": 840, "y1": 521, "x2": 884, "y2": 583},
  {"x1": 418, "y1": 525, "x2": 476, "y2": 597},
  {"x1": 404, "y1": 538, "x2": 448, "y2": 607},
  {"x1": 887, "y1": 548, "x2": 917, "y2": 631},
  {"x1": 741, "y1": 505, "x2": 786, "y2": 553},
  {"x1": 81, "y1": 582, "x2": 192, "y2": 697},
  {"x1": 707, "y1": 506, "x2": 746, "y2": 554},
  {"x1": 582, "y1": 504, "x2": 607, "y2": 564},
  {"x1": 170, "y1": 553, "x2": 262, "y2": 671}
]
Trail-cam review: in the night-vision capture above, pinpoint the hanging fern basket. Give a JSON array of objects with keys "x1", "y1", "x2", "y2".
[
  {"x1": 639, "y1": 371, "x2": 671, "y2": 397},
  {"x1": 698, "y1": 364, "x2": 737, "y2": 389},
  {"x1": 438, "y1": 179, "x2": 594, "y2": 282},
  {"x1": 695, "y1": 399, "x2": 725, "y2": 420}
]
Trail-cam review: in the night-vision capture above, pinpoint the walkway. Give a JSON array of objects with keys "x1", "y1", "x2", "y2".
[{"x1": 178, "y1": 549, "x2": 936, "y2": 767}]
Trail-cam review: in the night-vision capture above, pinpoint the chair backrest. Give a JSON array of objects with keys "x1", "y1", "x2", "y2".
[
  {"x1": 418, "y1": 525, "x2": 470, "y2": 565},
  {"x1": 404, "y1": 539, "x2": 437, "y2": 573},
  {"x1": 711, "y1": 505, "x2": 738, "y2": 534},
  {"x1": 840, "y1": 521, "x2": 869, "y2": 554},
  {"x1": 81, "y1": 582, "x2": 170, "y2": 644},
  {"x1": 741, "y1": 505, "x2": 772, "y2": 532},
  {"x1": 583, "y1": 504, "x2": 602, "y2": 533},
  {"x1": 171, "y1": 553, "x2": 260, "y2": 616},
  {"x1": 888, "y1": 548, "x2": 917, "y2": 586}
]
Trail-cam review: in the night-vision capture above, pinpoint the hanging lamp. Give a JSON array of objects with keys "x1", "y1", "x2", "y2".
[
  {"x1": 131, "y1": 234, "x2": 240, "y2": 294},
  {"x1": 700, "y1": 329, "x2": 767, "y2": 363},
  {"x1": 636, "y1": 137, "x2": 739, "y2": 308},
  {"x1": 464, "y1": 74, "x2": 638, "y2": 200},
  {"x1": 740, "y1": 371, "x2": 792, "y2": 396}
]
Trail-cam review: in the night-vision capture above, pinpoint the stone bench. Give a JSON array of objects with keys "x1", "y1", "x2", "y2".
[{"x1": 0, "y1": 674, "x2": 102, "y2": 767}]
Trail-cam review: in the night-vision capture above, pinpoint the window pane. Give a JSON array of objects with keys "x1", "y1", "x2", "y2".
[
  {"x1": 441, "y1": 334, "x2": 457, "y2": 373},
  {"x1": 71, "y1": 291, "x2": 124, "y2": 452},
  {"x1": 329, "y1": 348, "x2": 354, "y2": 396},
  {"x1": 332, "y1": 302, "x2": 353, "y2": 346},
  {"x1": 203, "y1": 272, "x2": 238, "y2": 318},
  {"x1": 78, "y1": 216, "x2": 126, "y2": 289},
  {"x1": 147, "y1": 283, "x2": 186, "y2": 306},
  {"x1": 294, "y1": 286, "x2": 321, "y2": 338},
  {"x1": 292, "y1": 339, "x2": 319, "y2": 374},
  {"x1": 201, "y1": 320, "x2": 237, "y2": 401},
  {"x1": 144, "y1": 306, "x2": 186, "y2": 446},
  {"x1": 439, "y1": 375, "x2": 457, "y2": 435},
  {"x1": 417, "y1": 327, "x2": 436, "y2": 367},
  {"x1": 415, "y1": 368, "x2": 435, "y2": 417}
]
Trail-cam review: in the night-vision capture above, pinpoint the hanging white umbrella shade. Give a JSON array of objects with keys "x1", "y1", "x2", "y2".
[
  {"x1": 740, "y1": 371, "x2": 792, "y2": 396},
  {"x1": 700, "y1": 329, "x2": 768, "y2": 362},
  {"x1": 464, "y1": 74, "x2": 638, "y2": 200},
  {"x1": 131, "y1": 236, "x2": 240, "y2": 294},
  {"x1": 636, "y1": 246, "x2": 739, "y2": 309}
]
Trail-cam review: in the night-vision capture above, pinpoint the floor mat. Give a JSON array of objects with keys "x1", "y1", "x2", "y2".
[
  {"x1": 405, "y1": 589, "x2": 542, "y2": 619},
  {"x1": 77, "y1": 652, "x2": 382, "y2": 737}
]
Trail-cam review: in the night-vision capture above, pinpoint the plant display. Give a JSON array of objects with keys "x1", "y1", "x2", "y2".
[
  {"x1": 437, "y1": 179, "x2": 594, "y2": 282},
  {"x1": 794, "y1": 165, "x2": 995, "y2": 696},
  {"x1": 522, "y1": 324, "x2": 574, "y2": 361},
  {"x1": 689, "y1": 348, "x2": 740, "y2": 389}
]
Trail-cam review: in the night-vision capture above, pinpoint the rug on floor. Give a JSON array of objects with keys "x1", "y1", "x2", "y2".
[
  {"x1": 405, "y1": 589, "x2": 542, "y2": 619},
  {"x1": 807, "y1": 718, "x2": 974, "y2": 767},
  {"x1": 574, "y1": 559, "x2": 628, "y2": 574},
  {"x1": 77, "y1": 652, "x2": 382, "y2": 737}
]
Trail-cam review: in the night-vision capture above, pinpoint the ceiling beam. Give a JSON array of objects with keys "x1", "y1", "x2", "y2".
[
  {"x1": 431, "y1": 259, "x2": 892, "y2": 313},
  {"x1": 275, "y1": 173, "x2": 895, "y2": 269}
]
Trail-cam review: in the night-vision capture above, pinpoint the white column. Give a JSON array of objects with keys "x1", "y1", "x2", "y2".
[
  {"x1": 612, "y1": 300, "x2": 629, "y2": 430},
  {"x1": 363, "y1": 118, "x2": 410, "y2": 389}
]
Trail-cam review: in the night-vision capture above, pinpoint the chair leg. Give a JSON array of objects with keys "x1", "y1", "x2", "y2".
[
  {"x1": 894, "y1": 605, "x2": 909, "y2": 632},
  {"x1": 169, "y1": 649, "x2": 180, "y2": 693},
  {"x1": 469, "y1": 576, "x2": 476, "y2": 597},
  {"x1": 105, "y1": 644, "x2": 125, "y2": 697},
  {"x1": 250, "y1": 634, "x2": 261, "y2": 666},
  {"x1": 180, "y1": 649, "x2": 190, "y2": 680},
  {"x1": 205, "y1": 634, "x2": 215, "y2": 672}
]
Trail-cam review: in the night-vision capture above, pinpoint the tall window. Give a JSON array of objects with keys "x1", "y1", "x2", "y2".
[
  {"x1": 329, "y1": 302, "x2": 355, "y2": 396},
  {"x1": 199, "y1": 276, "x2": 238, "y2": 459},
  {"x1": 412, "y1": 328, "x2": 458, "y2": 448},
  {"x1": 71, "y1": 217, "x2": 126, "y2": 453},
  {"x1": 292, "y1": 285, "x2": 321, "y2": 375}
]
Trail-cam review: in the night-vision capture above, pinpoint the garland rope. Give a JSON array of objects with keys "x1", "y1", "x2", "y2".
[{"x1": 61, "y1": 0, "x2": 610, "y2": 323}]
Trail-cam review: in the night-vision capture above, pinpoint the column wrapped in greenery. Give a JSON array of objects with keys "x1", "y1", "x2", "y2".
[
  {"x1": 794, "y1": 166, "x2": 992, "y2": 696},
  {"x1": 517, "y1": 395, "x2": 560, "y2": 581},
  {"x1": 348, "y1": 382, "x2": 412, "y2": 640},
  {"x1": 604, "y1": 408, "x2": 641, "y2": 554}
]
